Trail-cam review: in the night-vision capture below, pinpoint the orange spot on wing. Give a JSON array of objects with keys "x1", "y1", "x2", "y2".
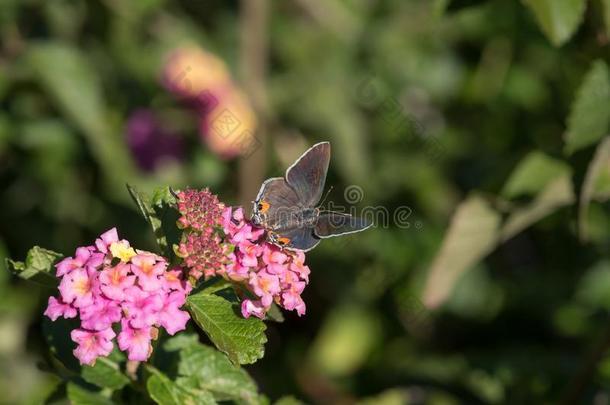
[
  {"x1": 258, "y1": 200, "x2": 270, "y2": 213},
  {"x1": 278, "y1": 237, "x2": 291, "y2": 246}
]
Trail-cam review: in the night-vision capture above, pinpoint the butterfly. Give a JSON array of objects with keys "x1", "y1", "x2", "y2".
[{"x1": 251, "y1": 141, "x2": 372, "y2": 251}]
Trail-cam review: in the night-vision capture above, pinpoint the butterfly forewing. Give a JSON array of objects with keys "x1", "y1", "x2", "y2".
[
  {"x1": 285, "y1": 142, "x2": 330, "y2": 207},
  {"x1": 253, "y1": 177, "x2": 302, "y2": 230}
]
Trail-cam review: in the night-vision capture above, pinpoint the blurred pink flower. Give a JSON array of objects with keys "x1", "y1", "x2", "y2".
[
  {"x1": 162, "y1": 46, "x2": 259, "y2": 159},
  {"x1": 162, "y1": 46, "x2": 231, "y2": 101},
  {"x1": 198, "y1": 88, "x2": 259, "y2": 159},
  {"x1": 126, "y1": 109, "x2": 184, "y2": 172}
]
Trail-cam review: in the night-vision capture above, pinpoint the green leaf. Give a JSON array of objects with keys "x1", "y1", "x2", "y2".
[
  {"x1": 308, "y1": 306, "x2": 381, "y2": 377},
  {"x1": 27, "y1": 42, "x2": 135, "y2": 190},
  {"x1": 500, "y1": 175, "x2": 574, "y2": 242},
  {"x1": 171, "y1": 339, "x2": 259, "y2": 403},
  {"x1": 502, "y1": 151, "x2": 571, "y2": 198},
  {"x1": 576, "y1": 261, "x2": 610, "y2": 310},
  {"x1": 522, "y1": 0, "x2": 586, "y2": 46},
  {"x1": 265, "y1": 302, "x2": 285, "y2": 323},
  {"x1": 579, "y1": 136, "x2": 610, "y2": 241},
  {"x1": 565, "y1": 60, "x2": 610, "y2": 154},
  {"x1": 66, "y1": 382, "x2": 114, "y2": 405},
  {"x1": 5, "y1": 246, "x2": 62, "y2": 287},
  {"x1": 81, "y1": 350, "x2": 129, "y2": 391},
  {"x1": 422, "y1": 195, "x2": 501, "y2": 309},
  {"x1": 126, "y1": 184, "x2": 180, "y2": 261},
  {"x1": 274, "y1": 397, "x2": 306, "y2": 405},
  {"x1": 43, "y1": 316, "x2": 81, "y2": 372},
  {"x1": 147, "y1": 367, "x2": 216, "y2": 405},
  {"x1": 187, "y1": 292, "x2": 267, "y2": 365}
]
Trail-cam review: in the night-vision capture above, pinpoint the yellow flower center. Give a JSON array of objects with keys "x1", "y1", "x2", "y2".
[
  {"x1": 110, "y1": 267, "x2": 122, "y2": 285},
  {"x1": 110, "y1": 241, "x2": 136, "y2": 262},
  {"x1": 74, "y1": 278, "x2": 91, "y2": 295},
  {"x1": 141, "y1": 261, "x2": 154, "y2": 275}
]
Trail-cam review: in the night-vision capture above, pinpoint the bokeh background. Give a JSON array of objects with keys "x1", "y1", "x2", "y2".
[{"x1": 1, "y1": 0, "x2": 610, "y2": 403}]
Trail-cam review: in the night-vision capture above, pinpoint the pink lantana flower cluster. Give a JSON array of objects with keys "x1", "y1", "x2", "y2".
[
  {"x1": 222, "y1": 207, "x2": 311, "y2": 318},
  {"x1": 175, "y1": 188, "x2": 311, "y2": 319},
  {"x1": 44, "y1": 228, "x2": 191, "y2": 365},
  {"x1": 175, "y1": 188, "x2": 228, "y2": 280}
]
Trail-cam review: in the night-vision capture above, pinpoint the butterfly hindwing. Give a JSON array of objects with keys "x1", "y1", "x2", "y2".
[
  {"x1": 274, "y1": 226, "x2": 320, "y2": 252},
  {"x1": 314, "y1": 212, "x2": 372, "y2": 238},
  {"x1": 285, "y1": 142, "x2": 330, "y2": 207}
]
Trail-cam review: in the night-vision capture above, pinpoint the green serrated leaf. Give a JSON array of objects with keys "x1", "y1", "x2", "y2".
[
  {"x1": 163, "y1": 334, "x2": 201, "y2": 351},
  {"x1": 565, "y1": 60, "x2": 610, "y2": 154},
  {"x1": 173, "y1": 340, "x2": 259, "y2": 403},
  {"x1": 522, "y1": 0, "x2": 586, "y2": 46},
  {"x1": 502, "y1": 151, "x2": 571, "y2": 198},
  {"x1": 187, "y1": 293, "x2": 267, "y2": 365},
  {"x1": 422, "y1": 195, "x2": 501, "y2": 309},
  {"x1": 66, "y1": 383, "x2": 114, "y2": 405},
  {"x1": 5, "y1": 246, "x2": 62, "y2": 287},
  {"x1": 126, "y1": 184, "x2": 180, "y2": 261},
  {"x1": 147, "y1": 367, "x2": 216, "y2": 405},
  {"x1": 81, "y1": 350, "x2": 129, "y2": 391}
]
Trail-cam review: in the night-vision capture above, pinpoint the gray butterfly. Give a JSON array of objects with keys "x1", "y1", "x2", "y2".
[{"x1": 252, "y1": 142, "x2": 372, "y2": 251}]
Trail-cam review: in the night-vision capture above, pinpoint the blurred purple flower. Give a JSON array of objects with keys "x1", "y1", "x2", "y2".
[{"x1": 126, "y1": 109, "x2": 184, "y2": 172}]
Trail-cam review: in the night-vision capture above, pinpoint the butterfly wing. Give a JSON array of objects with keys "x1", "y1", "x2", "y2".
[
  {"x1": 314, "y1": 212, "x2": 372, "y2": 238},
  {"x1": 276, "y1": 226, "x2": 320, "y2": 252},
  {"x1": 253, "y1": 177, "x2": 302, "y2": 230},
  {"x1": 285, "y1": 142, "x2": 331, "y2": 207}
]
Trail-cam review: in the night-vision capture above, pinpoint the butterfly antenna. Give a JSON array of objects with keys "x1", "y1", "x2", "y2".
[{"x1": 318, "y1": 186, "x2": 334, "y2": 209}]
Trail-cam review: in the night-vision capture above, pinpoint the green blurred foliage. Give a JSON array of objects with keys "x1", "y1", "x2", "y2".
[{"x1": 0, "y1": 0, "x2": 610, "y2": 403}]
